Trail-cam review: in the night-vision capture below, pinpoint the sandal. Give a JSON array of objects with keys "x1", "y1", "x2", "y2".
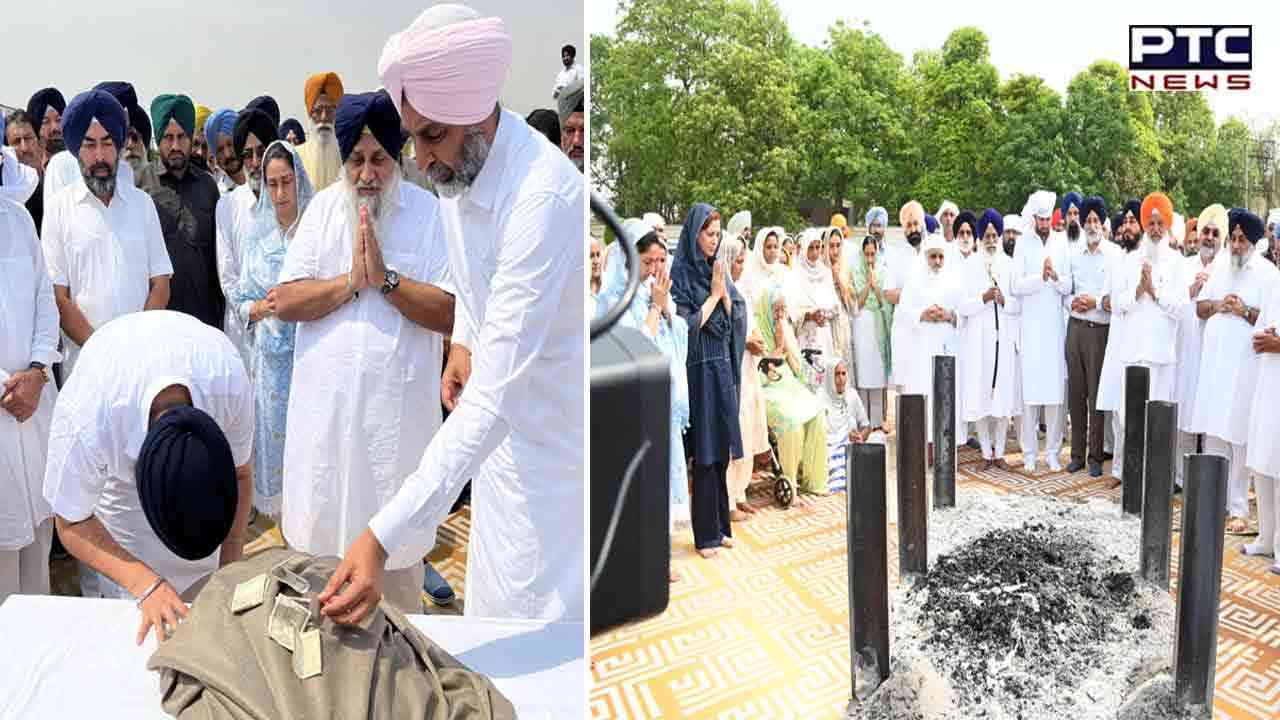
[
  {"x1": 1225, "y1": 516, "x2": 1256, "y2": 536},
  {"x1": 720, "y1": 537, "x2": 735, "y2": 549},
  {"x1": 697, "y1": 548, "x2": 718, "y2": 559}
]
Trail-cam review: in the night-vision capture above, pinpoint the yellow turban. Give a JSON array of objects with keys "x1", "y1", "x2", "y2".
[
  {"x1": 193, "y1": 104, "x2": 212, "y2": 137},
  {"x1": 1140, "y1": 192, "x2": 1173, "y2": 231},
  {"x1": 830, "y1": 213, "x2": 850, "y2": 238},
  {"x1": 304, "y1": 72, "x2": 345, "y2": 113},
  {"x1": 1196, "y1": 203, "x2": 1227, "y2": 234},
  {"x1": 899, "y1": 200, "x2": 924, "y2": 228}
]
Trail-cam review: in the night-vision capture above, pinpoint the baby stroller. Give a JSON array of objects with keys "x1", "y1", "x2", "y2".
[{"x1": 756, "y1": 356, "x2": 797, "y2": 509}]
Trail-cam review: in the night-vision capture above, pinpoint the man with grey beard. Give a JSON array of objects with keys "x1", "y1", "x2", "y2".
[
  {"x1": 1064, "y1": 196, "x2": 1117, "y2": 477},
  {"x1": 558, "y1": 76, "x2": 584, "y2": 172},
  {"x1": 40, "y1": 89, "x2": 172, "y2": 380},
  {"x1": 298, "y1": 72, "x2": 344, "y2": 190},
  {"x1": 273, "y1": 90, "x2": 456, "y2": 618}
]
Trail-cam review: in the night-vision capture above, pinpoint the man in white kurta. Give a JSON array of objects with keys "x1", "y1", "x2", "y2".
[
  {"x1": 275, "y1": 93, "x2": 454, "y2": 618},
  {"x1": 0, "y1": 197, "x2": 60, "y2": 603},
  {"x1": 959, "y1": 211, "x2": 1020, "y2": 468},
  {"x1": 1190, "y1": 208, "x2": 1277, "y2": 532},
  {"x1": 886, "y1": 201, "x2": 927, "y2": 389},
  {"x1": 1012, "y1": 191, "x2": 1070, "y2": 472},
  {"x1": 42, "y1": 93, "x2": 173, "y2": 380},
  {"x1": 1245, "y1": 281, "x2": 1280, "y2": 571},
  {"x1": 1173, "y1": 204, "x2": 1227, "y2": 487},
  {"x1": 319, "y1": 5, "x2": 585, "y2": 624},
  {"x1": 901, "y1": 234, "x2": 963, "y2": 444}
]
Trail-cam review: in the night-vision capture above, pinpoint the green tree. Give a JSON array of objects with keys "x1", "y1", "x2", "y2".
[
  {"x1": 1063, "y1": 60, "x2": 1162, "y2": 210},
  {"x1": 988, "y1": 74, "x2": 1078, "y2": 214},
  {"x1": 1149, "y1": 92, "x2": 1216, "y2": 211}
]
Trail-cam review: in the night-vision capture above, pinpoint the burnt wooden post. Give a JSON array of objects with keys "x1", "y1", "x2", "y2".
[
  {"x1": 1122, "y1": 365, "x2": 1150, "y2": 516},
  {"x1": 897, "y1": 393, "x2": 928, "y2": 579},
  {"x1": 1174, "y1": 453, "x2": 1228, "y2": 712},
  {"x1": 846, "y1": 442, "x2": 889, "y2": 707},
  {"x1": 932, "y1": 355, "x2": 957, "y2": 509},
  {"x1": 1140, "y1": 400, "x2": 1177, "y2": 589}
]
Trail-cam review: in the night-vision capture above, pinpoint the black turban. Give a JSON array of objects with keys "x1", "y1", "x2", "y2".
[
  {"x1": 335, "y1": 90, "x2": 404, "y2": 164},
  {"x1": 233, "y1": 108, "x2": 278, "y2": 156},
  {"x1": 952, "y1": 210, "x2": 977, "y2": 239},
  {"x1": 1122, "y1": 200, "x2": 1142, "y2": 222},
  {"x1": 279, "y1": 118, "x2": 306, "y2": 145},
  {"x1": 1082, "y1": 195, "x2": 1108, "y2": 224},
  {"x1": 26, "y1": 87, "x2": 66, "y2": 125},
  {"x1": 62, "y1": 90, "x2": 128, "y2": 157},
  {"x1": 525, "y1": 108, "x2": 560, "y2": 146},
  {"x1": 128, "y1": 104, "x2": 152, "y2": 148},
  {"x1": 94, "y1": 81, "x2": 138, "y2": 112},
  {"x1": 137, "y1": 406, "x2": 238, "y2": 561},
  {"x1": 1229, "y1": 208, "x2": 1265, "y2": 243},
  {"x1": 245, "y1": 95, "x2": 280, "y2": 127}
]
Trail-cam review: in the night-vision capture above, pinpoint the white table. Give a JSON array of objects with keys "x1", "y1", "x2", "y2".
[{"x1": 0, "y1": 595, "x2": 583, "y2": 719}]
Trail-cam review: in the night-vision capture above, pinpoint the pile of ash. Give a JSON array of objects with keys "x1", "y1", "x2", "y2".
[{"x1": 848, "y1": 490, "x2": 1178, "y2": 720}]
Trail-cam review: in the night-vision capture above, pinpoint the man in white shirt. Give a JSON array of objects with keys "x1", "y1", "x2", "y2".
[
  {"x1": 1012, "y1": 190, "x2": 1070, "y2": 472},
  {"x1": 901, "y1": 232, "x2": 963, "y2": 441},
  {"x1": 1190, "y1": 208, "x2": 1276, "y2": 534},
  {"x1": 43, "y1": 82, "x2": 141, "y2": 205},
  {"x1": 274, "y1": 90, "x2": 455, "y2": 617},
  {"x1": 552, "y1": 44, "x2": 583, "y2": 100},
  {"x1": 41, "y1": 89, "x2": 173, "y2": 379},
  {"x1": 1245, "y1": 265, "x2": 1280, "y2": 572},
  {"x1": 0, "y1": 196, "x2": 60, "y2": 604},
  {"x1": 1173, "y1": 204, "x2": 1227, "y2": 488},
  {"x1": 42, "y1": 311, "x2": 253, "y2": 645},
  {"x1": 1065, "y1": 196, "x2": 1117, "y2": 477},
  {"x1": 885, "y1": 201, "x2": 926, "y2": 389},
  {"x1": 321, "y1": 4, "x2": 585, "y2": 624}
]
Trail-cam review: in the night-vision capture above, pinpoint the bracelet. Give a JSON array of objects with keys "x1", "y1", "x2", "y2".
[{"x1": 135, "y1": 577, "x2": 166, "y2": 607}]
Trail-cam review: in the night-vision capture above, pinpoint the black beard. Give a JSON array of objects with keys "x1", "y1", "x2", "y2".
[
  {"x1": 46, "y1": 137, "x2": 66, "y2": 155},
  {"x1": 907, "y1": 231, "x2": 922, "y2": 248},
  {"x1": 1003, "y1": 240, "x2": 1016, "y2": 256},
  {"x1": 190, "y1": 155, "x2": 209, "y2": 172},
  {"x1": 1067, "y1": 223, "x2": 1080, "y2": 241}
]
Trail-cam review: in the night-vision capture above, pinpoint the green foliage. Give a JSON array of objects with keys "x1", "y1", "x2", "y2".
[{"x1": 593, "y1": 1, "x2": 1264, "y2": 227}]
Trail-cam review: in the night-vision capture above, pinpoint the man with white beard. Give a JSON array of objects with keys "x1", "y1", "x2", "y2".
[
  {"x1": 900, "y1": 232, "x2": 963, "y2": 445},
  {"x1": 1064, "y1": 196, "x2": 1117, "y2": 477},
  {"x1": 1109, "y1": 193, "x2": 1185, "y2": 481},
  {"x1": 1173, "y1": 204, "x2": 1228, "y2": 488},
  {"x1": 1191, "y1": 208, "x2": 1276, "y2": 535},
  {"x1": 297, "y1": 72, "x2": 344, "y2": 191},
  {"x1": 274, "y1": 90, "x2": 455, "y2": 616},
  {"x1": 959, "y1": 209, "x2": 1020, "y2": 469},
  {"x1": 1012, "y1": 190, "x2": 1070, "y2": 472},
  {"x1": 885, "y1": 201, "x2": 927, "y2": 389}
]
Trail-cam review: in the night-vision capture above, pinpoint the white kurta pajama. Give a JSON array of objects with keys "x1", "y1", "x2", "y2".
[
  {"x1": 1246, "y1": 289, "x2": 1280, "y2": 559},
  {"x1": 1173, "y1": 253, "x2": 1216, "y2": 485},
  {"x1": 214, "y1": 184, "x2": 258, "y2": 375},
  {"x1": 0, "y1": 199, "x2": 60, "y2": 602},
  {"x1": 958, "y1": 251, "x2": 1021, "y2": 461},
  {"x1": 884, "y1": 240, "x2": 920, "y2": 389},
  {"x1": 41, "y1": 171, "x2": 174, "y2": 378},
  {"x1": 368, "y1": 110, "x2": 585, "y2": 621},
  {"x1": 1011, "y1": 230, "x2": 1070, "y2": 468},
  {"x1": 899, "y1": 263, "x2": 963, "y2": 436},
  {"x1": 1190, "y1": 251, "x2": 1278, "y2": 519},
  {"x1": 42, "y1": 311, "x2": 254, "y2": 597},
  {"x1": 279, "y1": 181, "x2": 450, "y2": 575}
]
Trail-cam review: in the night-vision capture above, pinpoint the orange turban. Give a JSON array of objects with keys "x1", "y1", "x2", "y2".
[
  {"x1": 304, "y1": 72, "x2": 344, "y2": 112},
  {"x1": 1140, "y1": 192, "x2": 1173, "y2": 230}
]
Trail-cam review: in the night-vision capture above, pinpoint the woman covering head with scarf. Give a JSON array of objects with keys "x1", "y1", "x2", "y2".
[
  {"x1": 851, "y1": 234, "x2": 892, "y2": 427},
  {"x1": 750, "y1": 226, "x2": 789, "y2": 293},
  {"x1": 670, "y1": 203, "x2": 746, "y2": 559},
  {"x1": 755, "y1": 285, "x2": 829, "y2": 499},
  {"x1": 781, "y1": 233, "x2": 798, "y2": 266},
  {"x1": 822, "y1": 356, "x2": 874, "y2": 493},
  {"x1": 597, "y1": 220, "x2": 692, "y2": 562},
  {"x1": 787, "y1": 228, "x2": 840, "y2": 358},
  {"x1": 718, "y1": 233, "x2": 769, "y2": 520},
  {"x1": 228, "y1": 140, "x2": 315, "y2": 519},
  {"x1": 825, "y1": 226, "x2": 856, "y2": 376}
]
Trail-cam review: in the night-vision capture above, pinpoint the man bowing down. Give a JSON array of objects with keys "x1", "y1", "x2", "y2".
[
  {"x1": 320, "y1": 4, "x2": 585, "y2": 623},
  {"x1": 274, "y1": 91, "x2": 455, "y2": 617}
]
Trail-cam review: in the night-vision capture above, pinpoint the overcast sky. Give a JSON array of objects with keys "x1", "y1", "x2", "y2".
[
  {"x1": 590, "y1": 0, "x2": 1277, "y2": 128},
  {"x1": 2, "y1": 0, "x2": 583, "y2": 128}
]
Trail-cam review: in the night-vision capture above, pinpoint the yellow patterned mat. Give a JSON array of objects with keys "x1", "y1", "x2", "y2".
[{"x1": 589, "y1": 447, "x2": 1280, "y2": 719}]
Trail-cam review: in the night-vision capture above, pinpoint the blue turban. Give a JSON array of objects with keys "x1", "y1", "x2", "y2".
[
  {"x1": 335, "y1": 90, "x2": 404, "y2": 164},
  {"x1": 924, "y1": 213, "x2": 939, "y2": 234},
  {"x1": 1061, "y1": 191, "x2": 1083, "y2": 217},
  {"x1": 204, "y1": 108, "x2": 238, "y2": 146},
  {"x1": 975, "y1": 208, "x2": 1003, "y2": 240},
  {"x1": 279, "y1": 118, "x2": 306, "y2": 145},
  {"x1": 94, "y1": 81, "x2": 138, "y2": 112},
  {"x1": 62, "y1": 90, "x2": 128, "y2": 158},
  {"x1": 1229, "y1": 208, "x2": 1265, "y2": 243},
  {"x1": 136, "y1": 405, "x2": 238, "y2": 561},
  {"x1": 865, "y1": 206, "x2": 888, "y2": 229},
  {"x1": 1082, "y1": 195, "x2": 1108, "y2": 224},
  {"x1": 245, "y1": 95, "x2": 280, "y2": 127},
  {"x1": 232, "y1": 108, "x2": 278, "y2": 156},
  {"x1": 26, "y1": 87, "x2": 66, "y2": 126}
]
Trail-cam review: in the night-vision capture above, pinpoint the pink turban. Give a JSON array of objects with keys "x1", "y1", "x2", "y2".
[{"x1": 378, "y1": 4, "x2": 512, "y2": 126}]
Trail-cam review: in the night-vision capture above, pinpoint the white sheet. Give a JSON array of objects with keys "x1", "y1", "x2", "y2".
[{"x1": 0, "y1": 595, "x2": 583, "y2": 719}]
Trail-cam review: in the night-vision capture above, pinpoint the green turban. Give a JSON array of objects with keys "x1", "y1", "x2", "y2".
[{"x1": 150, "y1": 94, "x2": 196, "y2": 138}]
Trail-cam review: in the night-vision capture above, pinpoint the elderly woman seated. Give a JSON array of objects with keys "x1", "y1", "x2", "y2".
[
  {"x1": 821, "y1": 357, "x2": 881, "y2": 493},
  {"x1": 756, "y1": 286, "x2": 829, "y2": 499}
]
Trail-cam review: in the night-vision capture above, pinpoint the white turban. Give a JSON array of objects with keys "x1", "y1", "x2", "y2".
[
  {"x1": 937, "y1": 200, "x2": 959, "y2": 218},
  {"x1": 726, "y1": 210, "x2": 751, "y2": 238},
  {"x1": 1172, "y1": 212, "x2": 1186, "y2": 244},
  {"x1": 642, "y1": 212, "x2": 665, "y2": 231},
  {"x1": 1023, "y1": 190, "x2": 1057, "y2": 219},
  {"x1": 378, "y1": 3, "x2": 512, "y2": 125},
  {"x1": 922, "y1": 232, "x2": 948, "y2": 255},
  {"x1": 1268, "y1": 208, "x2": 1280, "y2": 230},
  {"x1": 621, "y1": 218, "x2": 651, "y2": 244},
  {"x1": 1002, "y1": 214, "x2": 1024, "y2": 234}
]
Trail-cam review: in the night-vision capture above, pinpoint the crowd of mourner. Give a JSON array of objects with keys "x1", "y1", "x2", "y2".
[{"x1": 591, "y1": 191, "x2": 1280, "y2": 580}]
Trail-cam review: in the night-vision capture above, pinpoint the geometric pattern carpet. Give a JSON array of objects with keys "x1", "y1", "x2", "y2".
[{"x1": 589, "y1": 440, "x2": 1280, "y2": 719}]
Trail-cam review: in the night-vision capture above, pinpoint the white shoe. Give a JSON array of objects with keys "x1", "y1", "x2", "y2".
[
  {"x1": 1047, "y1": 456, "x2": 1062, "y2": 472},
  {"x1": 1024, "y1": 460, "x2": 1038, "y2": 473}
]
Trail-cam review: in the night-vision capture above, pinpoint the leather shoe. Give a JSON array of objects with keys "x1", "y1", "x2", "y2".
[
  {"x1": 1067, "y1": 460, "x2": 1086, "y2": 473},
  {"x1": 1089, "y1": 463, "x2": 1102, "y2": 477}
]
